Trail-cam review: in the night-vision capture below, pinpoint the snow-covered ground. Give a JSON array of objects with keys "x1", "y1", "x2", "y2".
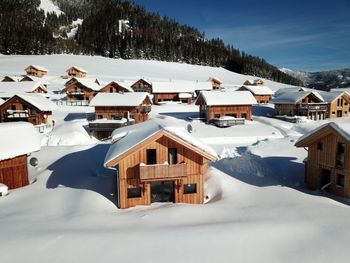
[{"x1": 1, "y1": 55, "x2": 350, "y2": 263}]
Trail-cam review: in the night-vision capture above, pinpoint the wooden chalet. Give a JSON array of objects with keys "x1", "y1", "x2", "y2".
[
  {"x1": 64, "y1": 77, "x2": 100, "y2": 87},
  {"x1": 243, "y1": 79, "x2": 264, "y2": 86},
  {"x1": 0, "y1": 122, "x2": 41, "y2": 189},
  {"x1": 104, "y1": 118, "x2": 218, "y2": 208},
  {"x1": 25, "y1": 65, "x2": 48, "y2": 78},
  {"x1": 295, "y1": 122, "x2": 350, "y2": 198},
  {"x1": 63, "y1": 78, "x2": 101, "y2": 102},
  {"x1": 209, "y1": 77, "x2": 222, "y2": 90},
  {"x1": 66, "y1": 66, "x2": 88, "y2": 78},
  {"x1": 271, "y1": 90, "x2": 328, "y2": 120},
  {"x1": 99, "y1": 81, "x2": 133, "y2": 93},
  {"x1": 195, "y1": 91, "x2": 257, "y2": 122},
  {"x1": 238, "y1": 85, "x2": 274, "y2": 104},
  {"x1": 152, "y1": 81, "x2": 196, "y2": 104},
  {"x1": 89, "y1": 92, "x2": 152, "y2": 139},
  {"x1": 0, "y1": 82, "x2": 47, "y2": 100},
  {"x1": 0, "y1": 94, "x2": 56, "y2": 126},
  {"x1": 318, "y1": 91, "x2": 350, "y2": 119},
  {"x1": 193, "y1": 81, "x2": 213, "y2": 95},
  {"x1": 1, "y1": 76, "x2": 22, "y2": 82},
  {"x1": 131, "y1": 78, "x2": 153, "y2": 93}
]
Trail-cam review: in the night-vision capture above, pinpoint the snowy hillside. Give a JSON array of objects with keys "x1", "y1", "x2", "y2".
[{"x1": 38, "y1": 0, "x2": 64, "y2": 16}]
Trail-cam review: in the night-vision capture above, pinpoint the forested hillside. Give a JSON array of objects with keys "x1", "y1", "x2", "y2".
[{"x1": 0, "y1": 0, "x2": 302, "y2": 85}]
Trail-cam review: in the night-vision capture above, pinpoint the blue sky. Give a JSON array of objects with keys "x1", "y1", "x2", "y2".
[{"x1": 131, "y1": 0, "x2": 350, "y2": 72}]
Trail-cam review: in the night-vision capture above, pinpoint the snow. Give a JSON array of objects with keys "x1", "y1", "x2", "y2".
[
  {"x1": 0, "y1": 183, "x2": 8, "y2": 196},
  {"x1": 66, "y1": 78, "x2": 101, "y2": 91},
  {"x1": 193, "y1": 81, "x2": 213, "y2": 91},
  {"x1": 90, "y1": 93, "x2": 149, "y2": 107},
  {"x1": 1, "y1": 75, "x2": 22, "y2": 82},
  {"x1": 241, "y1": 85, "x2": 275, "y2": 95},
  {"x1": 0, "y1": 122, "x2": 41, "y2": 161},
  {"x1": 14, "y1": 93, "x2": 57, "y2": 111},
  {"x1": 152, "y1": 81, "x2": 196, "y2": 93},
  {"x1": 178, "y1": 92, "x2": 193, "y2": 99},
  {"x1": 103, "y1": 81, "x2": 134, "y2": 92},
  {"x1": 197, "y1": 90, "x2": 257, "y2": 105},
  {"x1": 26, "y1": 64, "x2": 48, "y2": 72},
  {"x1": 0, "y1": 98, "x2": 4, "y2": 105},
  {"x1": 271, "y1": 90, "x2": 324, "y2": 104},
  {"x1": 66, "y1": 65, "x2": 87, "y2": 74},
  {"x1": 38, "y1": 0, "x2": 64, "y2": 16},
  {"x1": 67, "y1": 19, "x2": 83, "y2": 39},
  {"x1": 0, "y1": 81, "x2": 47, "y2": 94}
]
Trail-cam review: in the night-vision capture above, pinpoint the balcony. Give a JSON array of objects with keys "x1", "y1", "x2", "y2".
[
  {"x1": 139, "y1": 163, "x2": 187, "y2": 181},
  {"x1": 298, "y1": 103, "x2": 328, "y2": 111},
  {"x1": 139, "y1": 105, "x2": 152, "y2": 113},
  {"x1": 6, "y1": 109, "x2": 29, "y2": 118}
]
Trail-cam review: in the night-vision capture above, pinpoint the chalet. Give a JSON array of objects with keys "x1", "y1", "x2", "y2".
[
  {"x1": 209, "y1": 77, "x2": 223, "y2": 90},
  {"x1": 318, "y1": 91, "x2": 350, "y2": 119},
  {"x1": 25, "y1": 65, "x2": 48, "y2": 77},
  {"x1": 104, "y1": 118, "x2": 218, "y2": 208},
  {"x1": 152, "y1": 81, "x2": 196, "y2": 104},
  {"x1": 63, "y1": 78, "x2": 101, "y2": 102},
  {"x1": 295, "y1": 122, "x2": 350, "y2": 198},
  {"x1": 20, "y1": 75, "x2": 50, "y2": 87},
  {"x1": 1, "y1": 76, "x2": 22, "y2": 82},
  {"x1": 243, "y1": 79, "x2": 264, "y2": 86},
  {"x1": 64, "y1": 77, "x2": 100, "y2": 87},
  {"x1": 99, "y1": 81, "x2": 133, "y2": 93},
  {"x1": 89, "y1": 92, "x2": 152, "y2": 139},
  {"x1": 66, "y1": 66, "x2": 88, "y2": 78},
  {"x1": 0, "y1": 122, "x2": 41, "y2": 189},
  {"x1": 238, "y1": 85, "x2": 274, "y2": 104},
  {"x1": 271, "y1": 90, "x2": 328, "y2": 120},
  {"x1": 0, "y1": 82, "x2": 47, "y2": 99},
  {"x1": 195, "y1": 91, "x2": 257, "y2": 122},
  {"x1": 131, "y1": 78, "x2": 153, "y2": 93},
  {"x1": 193, "y1": 81, "x2": 213, "y2": 95}
]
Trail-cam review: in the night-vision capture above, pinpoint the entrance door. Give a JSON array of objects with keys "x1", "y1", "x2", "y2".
[
  {"x1": 337, "y1": 110, "x2": 343, "y2": 118},
  {"x1": 320, "y1": 169, "x2": 331, "y2": 190},
  {"x1": 150, "y1": 181, "x2": 175, "y2": 203}
]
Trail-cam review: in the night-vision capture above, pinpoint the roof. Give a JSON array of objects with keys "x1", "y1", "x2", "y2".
[
  {"x1": 70, "y1": 78, "x2": 101, "y2": 91},
  {"x1": 193, "y1": 81, "x2": 213, "y2": 91},
  {"x1": 21, "y1": 75, "x2": 50, "y2": 85},
  {"x1": 0, "y1": 81, "x2": 47, "y2": 94},
  {"x1": 317, "y1": 90, "x2": 349, "y2": 103},
  {"x1": 196, "y1": 91, "x2": 257, "y2": 106},
  {"x1": 0, "y1": 122, "x2": 41, "y2": 161},
  {"x1": 131, "y1": 78, "x2": 152, "y2": 86},
  {"x1": 9, "y1": 94, "x2": 57, "y2": 111},
  {"x1": 66, "y1": 66, "x2": 88, "y2": 74},
  {"x1": 274, "y1": 87, "x2": 308, "y2": 97},
  {"x1": 1, "y1": 75, "x2": 22, "y2": 82},
  {"x1": 90, "y1": 92, "x2": 150, "y2": 107},
  {"x1": 0, "y1": 98, "x2": 4, "y2": 105},
  {"x1": 244, "y1": 79, "x2": 264, "y2": 85},
  {"x1": 102, "y1": 81, "x2": 133, "y2": 92},
  {"x1": 25, "y1": 65, "x2": 48, "y2": 72},
  {"x1": 104, "y1": 117, "x2": 218, "y2": 167},
  {"x1": 295, "y1": 122, "x2": 350, "y2": 147},
  {"x1": 271, "y1": 91, "x2": 324, "y2": 104},
  {"x1": 152, "y1": 81, "x2": 196, "y2": 93},
  {"x1": 241, "y1": 85, "x2": 274, "y2": 95}
]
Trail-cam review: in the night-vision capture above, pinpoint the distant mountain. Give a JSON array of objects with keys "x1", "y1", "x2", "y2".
[{"x1": 0, "y1": 0, "x2": 302, "y2": 86}]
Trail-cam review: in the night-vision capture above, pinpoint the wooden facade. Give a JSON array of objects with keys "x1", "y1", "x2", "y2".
[
  {"x1": 99, "y1": 82, "x2": 132, "y2": 93},
  {"x1": 244, "y1": 79, "x2": 264, "y2": 86},
  {"x1": 199, "y1": 105, "x2": 253, "y2": 121},
  {"x1": 105, "y1": 130, "x2": 216, "y2": 209},
  {"x1": 153, "y1": 93, "x2": 192, "y2": 104},
  {"x1": 327, "y1": 93, "x2": 350, "y2": 119},
  {"x1": 94, "y1": 105, "x2": 151, "y2": 123},
  {"x1": 25, "y1": 65, "x2": 48, "y2": 77},
  {"x1": 209, "y1": 77, "x2": 222, "y2": 90},
  {"x1": 0, "y1": 155, "x2": 29, "y2": 190},
  {"x1": 64, "y1": 82, "x2": 98, "y2": 101},
  {"x1": 295, "y1": 124, "x2": 350, "y2": 198},
  {"x1": 0, "y1": 96, "x2": 53, "y2": 125},
  {"x1": 131, "y1": 79, "x2": 153, "y2": 93},
  {"x1": 66, "y1": 67, "x2": 87, "y2": 78}
]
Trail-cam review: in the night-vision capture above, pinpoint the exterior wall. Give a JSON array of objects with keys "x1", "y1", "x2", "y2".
[
  {"x1": 154, "y1": 93, "x2": 192, "y2": 104},
  {"x1": 211, "y1": 80, "x2": 221, "y2": 90},
  {"x1": 1, "y1": 76, "x2": 15, "y2": 82},
  {"x1": 131, "y1": 79, "x2": 152, "y2": 93},
  {"x1": 305, "y1": 133, "x2": 350, "y2": 198},
  {"x1": 254, "y1": 95, "x2": 271, "y2": 104},
  {"x1": 274, "y1": 104, "x2": 297, "y2": 116},
  {"x1": 67, "y1": 68, "x2": 87, "y2": 78},
  {"x1": 99, "y1": 83, "x2": 131, "y2": 93},
  {"x1": 65, "y1": 82, "x2": 97, "y2": 101},
  {"x1": 116, "y1": 135, "x2": 209, "y2": 208},
  {"x1": 327, "y1": 95, "x2": 350, "y2": 119},
  {"x1": 95, "y1": 106, "x2": 150, "y2": 123},
  {"x1": 25, "y1": 66, "x2": 47, "y2": 77},
  {"x1": 202, "y1": 105, "x2": 253, "y2": 121},
  {"x1": 0, "y1": 155, "x2": 29, "y2": 189},
  {"x1": 0, "y1": 96, "x2": 52, "y2": 125}
]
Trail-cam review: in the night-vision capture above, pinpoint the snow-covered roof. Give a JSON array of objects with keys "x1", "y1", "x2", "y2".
[
  {"x1": 241, "y1": 85, "x2": 274, "y2": 95},
  {"x1": 21, "y1": 75, "x2": 50, "y2": 85},
  {"x1": 0, "y1": 81, "x2": 47, "y2": 94},
  {"x1": 131, "y1": 78, "x2": 152, "y2": 86},
  {"x1": 317, "y1": 90, "x2": 349, "y2": 103},
  {"x1": 0, "y1": 122, "x2": 41, "y2": 161},
  {"x1": 66, "y1": 66, "x2": 88, "y2": 74},
  {"x1": 90, "y1": 92, "x2": 150, "y2": 107},
  {"x1": 274, "y1": 87, "x2": 308, "y2": 97},
  {"x1": 2, "y1": 75, "x2": 22, "y2": 82},
  {"x1": 271, "y1": 91, "x2": 324, "y2": 104},
  {"x1": 0, "y1": 98, "x2": 4, "y2": 105},
  {"x1": 11, "y1": 93, "x2": 57, "y2": 111},
  {"x1": 102, "y1": 81, "x2": 133, "y2": 92},
  {"x1": 104, "y1": 118, "x2": 218, "y2": 167},
  {"x1": 152, "y1": 81, "x2": 196, "y2": 93},
  {"x1": 74, "y1": 78, "x2": 101, "y2": 91},
  {"x1": 193, "y1": 81, "x2": 213, "y2": 91},
  {"x1": 196, "y1": 91, "x2": 257, "y2": 106},
  {"x1": 26, "y1": 65, "x2": 48, "y2": 72},
  {"x1": 296, "y1": 122, "x2": 350, "y2": 146}
]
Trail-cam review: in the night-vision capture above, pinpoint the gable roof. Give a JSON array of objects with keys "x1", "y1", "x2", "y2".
[
  {"x1": 90, "y1": 92, "x2": 150, "y2": 107},
  {"x1": 240, "y1": 85, "x2": 274, "y2": 95},
  {"x1": 101, "y1": 81, "x2": 133, "y2": 92},
  {"x1": 0, "y1": 81, "x2": 47, "y2": 94},
  {"x1": 64, "y1": 78, "x2": 101, "y2": 91},
  {"x1": 104, "y1": 118, "x2": 218, "y2": 168},
  {"x1": 21, "y1": 75, "x2": 50, "y2": 85},
  {"x1": 131, "y1": 78, "x2": 152, "y2": 87},
  {"x1": 271, "y1": 91, "x2": 324, "y2": 104},
  {"x1": 1, "y1": 75, "x2": 22, "y2": 82},
  {"x1": 6, "y1": 94, "x2": 57, "y2": 111},
  {"x1": 196, "y1": 91, "x2": 257, "y2": 106},
  {"x1": 193, "y1": 81, "x2": 213, "y2": 91},
  {"x1": 0, "y1": 122, "x2": 41, "y2": 161},
  {"x1": 66, "y1": 66, "x2": 88, "y2": 74},
  {"x1": 317, "y1": 90, "x2": 350, "y2": 103},
  {"x1": 25, "y1": 65, "x2": 48, "y2": 72},
  {"x1": 152, "y1": 81, "x2": 196, "y2": 93},
  {"x1": 295, "y1": 122, "x2": 350, "y2": 147}
]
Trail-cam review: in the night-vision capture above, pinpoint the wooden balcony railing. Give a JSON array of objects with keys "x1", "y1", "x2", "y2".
[
  {"x1": 298, "y1": 103, "x2": 328, "y2": 111},
  {"x1": 139, "y1": 163, "x2": 187, "y2": 181}
]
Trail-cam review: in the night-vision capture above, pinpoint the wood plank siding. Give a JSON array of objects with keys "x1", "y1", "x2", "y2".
[
  {"x1": 131, "y1": 79, "x2": 152, "y2": 93},
  {"x1": 25, "y1": 66, "x2": 47, "y2": 77},
  {"x1": 0, "y1": 155, "x2": 29, "y2": 189},
  {"x1": 327, "y1": 94, "x2": 350, "y2": 119},
  {"x1": 200, "y1": 105, "x2": 253, "y2": 122},
  {"x1": 154, "y1": 93, "x2": 192, "y2": 104},
  {"x1": 64, "y1": 82, "x2": 97, "y2": 101}
]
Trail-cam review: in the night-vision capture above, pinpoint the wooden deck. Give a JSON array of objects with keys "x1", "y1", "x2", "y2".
[{"x1": 139, "y1": 163, "x2": 187, "y2": 181}]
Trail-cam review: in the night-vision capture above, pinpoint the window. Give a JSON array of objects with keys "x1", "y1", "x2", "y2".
[
  {"x1": 332, "y1": 112, "x2": 336, "y2": 115},
  {"x1": 168, "y1": 148, "x2": 178, "y2": 165},
  {"x1": 109, "y1": 87, "x2": 113, "y2": 93},
  {"x1": 241, "y1": 113, "x2": 247, "y2": 119},
  {"x1": 337, "y1": 174, "x2": 345, "y2": 188},
  {"x1": 11, "y1": 105, "x2": 16, "y2": 110},
  {"x1": 97, "y1": 115, "x2": 103, "y2": 119},
  {"x1": 336, "y1": 143, "x2": 346, "y2": 168},
  {"x1": 184, "y1": 184, "x2": 197, "y2": 194},
  {"x1": 127, "y1": 187, "x2": 142, "y2": 198},
  {"x1": 147, "y1": 149, "x2": 157, "y2": 165},
  {"x1": 214, "y1": 114, "x2": 221, "y2": 118},
  {"x1": 317, "y1": 142, "x2": 323, "y2": 150}
]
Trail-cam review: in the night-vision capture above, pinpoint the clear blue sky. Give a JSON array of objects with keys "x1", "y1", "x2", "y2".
[{"x1": 131, "y1": 0, "x2": 350, "y2": 72}]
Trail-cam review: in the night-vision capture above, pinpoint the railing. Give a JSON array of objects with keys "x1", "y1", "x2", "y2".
[
  {"x1": 67, "y1": 91, "x2": 85, "y2": 95},
  {"x1": 139, "y1": 105, "x2": 152, "y2": 113},
  {"x1": 214, "y1": 117, "x2": 245, "y2": 127},
  {"x1": 54, "y1": 100, "x2": 90, "y2": 106},
  {"x1": 6, "y1": 110, "x2": 29, "y2": 118},
  {"x1": 139, "y1": 163, "x2": 187, "y2": 181},
  {"x1": 298, "y1": 103, "x2": 328, "y2": 111}
]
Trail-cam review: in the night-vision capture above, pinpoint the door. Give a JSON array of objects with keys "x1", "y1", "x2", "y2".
[
  {"x1": 337, "y1": 110, "x2": 343, "y2": 118},
  {"x1": 150, "y1": 181, "x2": 175, "y2": 203},
  {"x1": 320, "y1": 169, "x2": 331, "y2": 190}
]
